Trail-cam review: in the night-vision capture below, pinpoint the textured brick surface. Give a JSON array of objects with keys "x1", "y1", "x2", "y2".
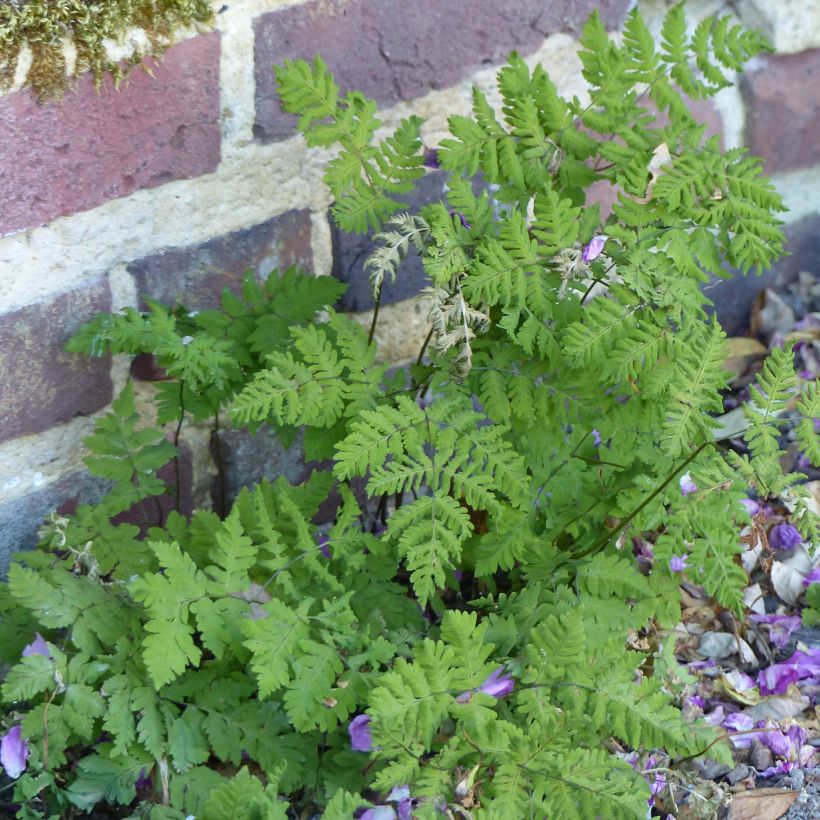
[
  {"x1": 0, "y1": 472, "x2": 111, "y2": 575},
  {"x1": 741, "y1": 49, "x2": 820, "y2": 174},
  {"x1": 128, "y1": 210, "x2": 313, "y2": 310},
  {"x1": 332, "y1": 171, "x2": 449, "y2": 311},
  {"x1": 0, "y1": 281, "x2": 113, "y2": 444},
  {"x1": 0, "y1": 34, "x2": 221, "y2": 236},
  {"x1": 254, "y1": 0, "x2": 632, "y2": 141},
  {"x1": 709, "y1": 215, "x2": 820, "y2": 336},
  {"x1": 211, "y1": 427, "x2": 309, "y2": 514}
]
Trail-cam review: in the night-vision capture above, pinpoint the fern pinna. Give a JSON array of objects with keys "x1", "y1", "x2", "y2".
[{"x1": 1, "y1": 5, "x2": 818, "y2": 819}]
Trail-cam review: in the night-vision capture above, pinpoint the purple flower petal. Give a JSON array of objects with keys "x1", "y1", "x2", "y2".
[
  {"x1": 758, "y1": 648, "x2": 820, "y2": 694},
  {"x1": 762, "y1": 727, "x2": 792, "y2": 757},
  {"x1": 317, "y1": 534, "x2": 331, "y2": 559},
  {"x1": 477, "y1": 667, "x2": 515, "y2": 698},
  {"x1": 803, "y1": 567, "x2": 820, "y2": 588},
  {"x1": 21, "y1": 633, "x2": 50, "y2": 658},
  {"x1": 591, "y1": 429, "x2": 602, "y2": 447},
  {"x1": 750, "y1": 614, "x2": 802, "y2": 649},
  {"x1": 360, "y1": 808, "x2": 397, "y2": 820},
  {"x1": 740, "y1": 498, "x2": 761, "y2": 517},
  {"x1": 581, "y1": 235, "x2": 607, "y2": 263},
  {"x1": 769, "y1": 523, "x2": 803, "y2": 550},
  {"x1": 0, "y1": 726, "x2": 29, "y2": 779},
  {"x1": 387, "y1": 786, "x2": 410, "y2": 803},
  {"x1": 669, "y1": 554, "x2": 690, "y2": 573},
  {"x1": 679, "y1": 472, "x2": 697, "y2": 496},
  {"x1": 760, "y1": 760, "x2": 797, "y2": 778},
  {"x1": 348, "y1": 714, "x2": 373, "y2": 752}
]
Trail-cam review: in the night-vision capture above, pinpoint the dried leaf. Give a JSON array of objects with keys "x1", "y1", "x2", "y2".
[
  {"x1": 745, "y1": 688, "x2": 809, "y2": 721},
  {"x1": 728, "y1": 787, "x2": 797, "y2": 820},
  {"x1": 725, "y1": 337, "x2": 767, "y2": 384}
]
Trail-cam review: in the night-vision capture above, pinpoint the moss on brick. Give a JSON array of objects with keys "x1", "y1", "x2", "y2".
[{"x1": 0, "y1": 0, "x2": 213, "y2": 100}]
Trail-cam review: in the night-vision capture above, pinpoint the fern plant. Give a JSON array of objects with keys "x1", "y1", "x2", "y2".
[{"x1": 1, "y1": 5, "x2": 818, "y2": 819}]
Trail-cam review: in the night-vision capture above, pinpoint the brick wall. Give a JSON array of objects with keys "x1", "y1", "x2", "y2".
[{"x1": 1, "y1": 0, "x2": 818, "y2": 571}]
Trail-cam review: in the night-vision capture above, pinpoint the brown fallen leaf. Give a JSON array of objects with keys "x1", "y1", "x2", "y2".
[
  {"x1": 728, "y1": 787, "x2": 797, "y2": 820},
  {"x1": 724, "y1": 337, "x2": 767, "y2": 385}
]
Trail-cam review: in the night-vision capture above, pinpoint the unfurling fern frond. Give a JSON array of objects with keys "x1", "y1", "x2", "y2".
[{"x1": 364, "y1": 212, "x2": 430, "y2": 297}]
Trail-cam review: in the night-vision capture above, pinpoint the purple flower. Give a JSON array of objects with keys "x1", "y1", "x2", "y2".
[
  {"x1": 448, "y1": 209, "x2": 471, "y2": 229},
  {"x1": 679, "y1": 472, "x2": 697, "y2": 496},
  {"x1": 348, "y1": 714, "x2": 373, "y2": 752},
  {"x1": 581, "y1": 235, "x2": 607, "y2": 263},
  {"x1": 21, "y1": 633, "x2": 50, "y2": 658},
  {"x1": 387, "y1": 786, "x2": 413, "y2": 820},
  {"x1": 803, "y1": 567, "x2": 820, "y2": 588},
  {"x1": 740, "y1": 498, "x2": 761, "y2": 517},
  {"x1": 477, "y1": 667, "x2": 515, "y2": 698},
  {"x1": 769, "y1": 523, "x2": 803, "y2": 550},
  {"x1": 0, "y1": 726, "x2": 29, "y2": 779},
  {"x1": 669, "y1": 554, "x2": 690, "y2": 573},
  {"x1": 317, "y1": 534, "x2": 331, "y2": 559},
  {"x1": 684, "y1": 694, "x2": 705, "y2": 710},
  {"x1": 750, "y1": 614, "x2": 802, "y2": 649},
  {"x1": 422, "y1": 147, "x2": 440, "y2": 169},
  {"x1": 591, "y1": 429, "x2": 602, "y2": 447}
]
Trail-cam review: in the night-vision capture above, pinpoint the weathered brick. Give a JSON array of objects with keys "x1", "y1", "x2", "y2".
[
  {"x1": 0, "y1": 471, "x2": 110, "y2": 575},
  {"x1": 210, "y1": 427, "x2": 309, "y2": 514},
  {"x1": 253, "y1": 0, "x2": 632, "y2": 142},
  {"x1": 332, "y1": 171, "x2": 449, "y2": 311},
  {"x1": 128, "y1": 210, "x2": 313, "y2": 310},
  {"x1": 741, "y1": 49, "x2": 820, "y2": 174},
  {"x1": 709, "y1": 215, "x2": 820, "y2": 336},
  {"x1": 0, "y1": 34, "x2": 221, "y2": 236},
  {"x1": 0, "y1": 281, "x2": 113, "y2": 444}
]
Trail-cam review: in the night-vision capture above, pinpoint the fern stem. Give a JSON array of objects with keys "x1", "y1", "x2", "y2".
[
  {"x1": 174, "y1": 380, "x2": 186, "y2": 515},
  {"x1": 416, "y1": 326, "x2": 434, "y2": 369},
  {"x1": 367, "y1": 285, "x2": 382, "y2": 346},
  {"x1": 575, "y1": 438, "x2": 712, "y2": 559},
  {"x1": 213, "y1": 410, "x2": 227, "y2": 518}
]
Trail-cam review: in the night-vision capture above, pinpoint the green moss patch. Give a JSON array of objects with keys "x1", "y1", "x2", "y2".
[{"x1": 0, "y1": 0, "x2": 213, "y2": 100}]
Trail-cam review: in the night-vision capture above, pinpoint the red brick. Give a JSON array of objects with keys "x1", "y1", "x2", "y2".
[
  {"x1": 253, "y1": 0, "x2": 632, "y2": 142},
  {"x1": 741, "y1": 49, "x2": 820, "y2": 174},
  {"x1": 0, "y1": 33, "x2": 221, "y2": 236},
  {"x1": 128, "y1": 210, "x2": 313, "y2": 311},
  {"x1": 0, "y1": 281, "x2": 113, "y2": 444}
]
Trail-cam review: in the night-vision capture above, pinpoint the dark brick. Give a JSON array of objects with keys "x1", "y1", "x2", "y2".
[
  {"x1": 211, "y1": 426, "x2": 309, "y2": 514},
  {"x1": 741, "y1": 49, "x2": 820, "y2": 174},
  {"x1": 253, "y1": 0, "x2": 632, "y2": 142},
  {"x1": 0, "y1": 471, "x2": 111, "y2": 575},
  {"x1": 0, "y1": 281, "x2": 113, "y2": 444},
  {"x1": 332, "y1": 170, "x2": 449, "y2": 311},
  {"x1": 0, "y1": 34, "x2": 222, "y2": 236},
  {"x1": 113, "y1": 443, "x2": 194, "y2": 530},
  {"x1": 128, "y1": 210, "x2": 313, "y2": 310},
  {"x1": 708, "y1": 215, "x2": 820, "y2": 336}
]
